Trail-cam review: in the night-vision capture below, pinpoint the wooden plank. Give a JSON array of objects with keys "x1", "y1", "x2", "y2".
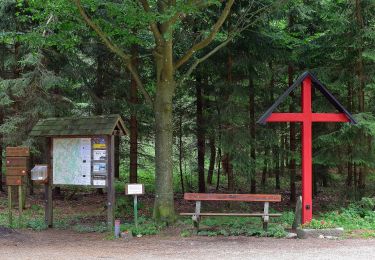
[
  {"x1": 18, "y1": 185, "x2": 23, "y2": 222},
  {"x1": 6, "y1": 157, "x2": 29, "y2": 167},
  {"x1": 6, "y1": 147, "x2": 30, "y2": 157},
  {"x1": 6, "y1": 176, "x2": 23, "y2": 186},
  {"x1": 107, "y1": 135, "x2": 115, "y2": 230},
  {"x1": 8, "y1": 186, "x2": 12, "y2": 226},
  {"x1": 45, "y1": 138, "x2": 53, "y2": 228},
  {"x1": 180, "y1": 212, "x2": 282, "y2": 217},
  {"x1": 263, "y1": 202, "x2": 269, "y2": 230},
  {"x1": 183, "y1": 193, "x2": 282, "y2": 202},
  {"x1": 6, "y1": 167, "x2": 28, "y2": 176}
]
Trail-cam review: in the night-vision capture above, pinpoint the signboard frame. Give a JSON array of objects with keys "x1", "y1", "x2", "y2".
[
  {"x1": 125, "y1": 184, "x2": 145, "y2": 195},
  {"x1": 51, "y1": 136, "x2": 109, "y2": 188}
]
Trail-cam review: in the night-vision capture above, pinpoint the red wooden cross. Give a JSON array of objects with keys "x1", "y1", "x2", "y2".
[{"x1": 265, "y1": 76, "x2": 350, "y2": 224}]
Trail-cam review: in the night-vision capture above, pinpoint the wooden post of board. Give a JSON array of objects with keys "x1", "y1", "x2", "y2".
[
  {"x1": 18, "y1": 185, "x2": 23, "y2": 225},
  {"x1": 8, "y1": 186, "x2": 12, "y2": 226},
  {"x1": 107, "y1": 135, "x2": 115, "y2": 230},
  {"x1": 45, "y1": 138, "x2": 53, "y2": 227}
]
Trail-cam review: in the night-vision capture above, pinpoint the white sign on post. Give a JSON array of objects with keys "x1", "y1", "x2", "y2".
[{"x1": 125, "y1": 184, "x2": 144, "y2": 195}]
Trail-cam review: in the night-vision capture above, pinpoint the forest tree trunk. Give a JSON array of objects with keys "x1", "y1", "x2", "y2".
[
  {"x1": 288, "y1": 65, "x2": 296, "y2": 203},
  {"x1": 261, "y1": 149, "x2": 268, "y2": 187},
  {"x1": 249, "y1": 76, "x2": 256, "y2": 194},
  {"x1": 355, "y1": 0, "x2": 367, "y2": 192},
  {"x1": 153, "y1": 41, "x2": 175, "y2": 222},
  {"x1": 207, "y1": 136, "x2": 216, "y2": 185},
  {"x1": 196, "y1": 73, "x2": 206, "y2": 193},
  {"x1": 0, "y1": 108, "x2": 3, "y2": 192},
  {"x1": 179, "y1": 111, "x2": 184, "y2": 193},
  {"x1": 129, "y1": 46, "x2": 139, "y2": 183},
  {"x1": 274, "y1": 146, "x2": 280, "y2": 190}
]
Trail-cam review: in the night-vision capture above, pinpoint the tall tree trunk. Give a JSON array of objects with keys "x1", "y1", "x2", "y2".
[
  {"x1": 275, "y1": 146, "x2": 280, "y2": 190},
  {"x1": 225, "y1": 52, "x2": 234, "y2": 191},
  {"x1": 0, "y1": 108, "x2": 3, "y2": 192},
  {"x1": 249, "y1": 74, "x2": 256, "y2": 193},
  {"x1": 129, "y1": 46, "x2": 138, "y2": 183},
  {"x1": 346, "y1": 81, "x2": 353, "y2": 188},
  {"x1": 178, "y1": 111, "x2": 184, "y2": 193},
  {"x1": 355, "y1": 0, "x2": 367, "y2": 191},
  {"x1": 0, "y1": 44, "x2": 4, "y2": 192},
  {"x1": 288, "y1": 65, "x2": 296, "y2": 203},
  {"x1": 196, "y1": 73, "x2": 206, "y2": 193},
  {"x1": 280, "y1": 134, "x2": 286, "y2": 177},
  {"x1": 216, "y1": 102, "x2": 222, "y2": 191},
  {"x1": 216, "y1": 147, "x2": 222, "y2": 191},
  {"x1": 261, "y1": 149, "x2": 268, "y2": 187},
  {"x1": 153, "y1": 40, "x2": 175, "y2": 222},
  {"x1": 207, "y1": 136, "x2": 216, "y2": 185}
]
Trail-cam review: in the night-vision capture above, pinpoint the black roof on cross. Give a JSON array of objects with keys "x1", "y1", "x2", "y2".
[{"x1": 257, "y1": 71, "x2": 357, "y2": 125}]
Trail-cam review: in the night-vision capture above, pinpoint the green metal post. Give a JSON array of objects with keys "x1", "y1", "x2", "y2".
[{"x1": 134, "y1": 195, "x2": 138, "y2": 228}]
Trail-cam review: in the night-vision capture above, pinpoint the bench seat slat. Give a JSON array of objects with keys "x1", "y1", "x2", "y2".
[
  {"x1": 184, "y1": 193, "x2": 281, "y2": 202},
  {"x1": 180, "y1": 212, "x2": 282, "y2": 217}
]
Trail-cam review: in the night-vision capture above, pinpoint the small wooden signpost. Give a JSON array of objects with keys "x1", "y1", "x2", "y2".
[
  {"x1": 125, "y1": 184, "x2": 144, "y2": 228},
  {"x1": 6, "y1": 147, "x2": 30, "y2": 226}
]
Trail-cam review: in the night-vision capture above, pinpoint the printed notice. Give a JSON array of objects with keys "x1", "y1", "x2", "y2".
[
  {"x1": 92, "y1": 137, "x2": 106, "y2": 149},
  {"x1": 93, "y1": 163, "x2": 106, "y2": 172},
  {"x1": 126, "y1": 184, "x2": 144, "y2": 195},
  {"x1": 93, "y1": 150, "x2": 106, "y2": 160},
  {"x1": 93, "y1": 179, "x2": 106, "y2": 186}
]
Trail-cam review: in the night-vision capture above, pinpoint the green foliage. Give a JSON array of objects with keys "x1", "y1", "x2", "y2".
[
  {"x1": 120, "y1": 217, "x2": 165, "y2": 236},
  {"x1": 26, "y1": 218, "x2": 48, "y2": 231},
  {"x1": 301, "y1": 219, "x2": 336, "y2": 229},
  {"x1": 180, "y1": 229, "x2": 192, "y2": 237},
  {"x1": 278, "y1": 211, "x2": 295, "y2": 227},
  {"x1": 115, "y1": 196, "x2": 132, "y2": 217},
  {"x1": 186, "y1": 216, "x2": 287, "y2": 238},
  {"x1": 317, "y1": 198, "x2": 375, "y2": 231}
]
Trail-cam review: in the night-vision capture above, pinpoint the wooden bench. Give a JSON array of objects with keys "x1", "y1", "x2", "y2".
[{"x1": 180, "y1": 193, "x2": 282, "y2": 230}]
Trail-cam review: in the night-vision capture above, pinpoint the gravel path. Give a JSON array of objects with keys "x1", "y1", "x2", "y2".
[{"x1": 0, "y1": 229, "x2": 374, "y2": 260}]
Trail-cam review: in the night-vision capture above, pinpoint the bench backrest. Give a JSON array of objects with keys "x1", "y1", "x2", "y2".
[{"x1": 184, "y1": 193, "x2": 281, "y2": 202}]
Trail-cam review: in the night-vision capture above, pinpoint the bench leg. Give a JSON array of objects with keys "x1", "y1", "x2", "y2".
[
  {"x1": 192, "y1": 201, "x2": 201, "y2": 231},
  {"x1": 262, "y1": 202, "x2": 269, "y2": 231}
]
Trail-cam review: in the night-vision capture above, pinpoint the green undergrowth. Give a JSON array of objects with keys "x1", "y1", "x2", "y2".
[
  {"x1": 179, "y1": 215, "x2": 289, "y2": 238},
  {"x1": 119, "y1": 216, "x2": 166, "y2": 236},
  {"x1": 0, "y1": 202, "x2": 109, "y2": 233},
  {"x1": 317, "y1": 197, "x2": 375, "y2": 232}
]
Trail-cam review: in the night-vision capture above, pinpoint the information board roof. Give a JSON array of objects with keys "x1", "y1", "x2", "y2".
[{"x1": 30, "y1": 114, "x2": 128, "y2": 137}]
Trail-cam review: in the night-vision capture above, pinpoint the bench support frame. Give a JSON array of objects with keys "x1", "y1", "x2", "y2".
[{"x1": 192, "y1": 200, "x2": 201, "y2": 229}]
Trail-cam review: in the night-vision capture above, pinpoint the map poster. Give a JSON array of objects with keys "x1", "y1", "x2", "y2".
[
  {"x1": 93, "y1": 150, "x2": 106, "y2": 160},
  {"x1": 53, "y1": 138, "x2": 91, "y2": 185}
]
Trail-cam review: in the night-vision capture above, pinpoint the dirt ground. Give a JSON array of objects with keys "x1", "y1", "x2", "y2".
[{"x1": 0, "y1": 229, "x2": 375, "y2": 260}]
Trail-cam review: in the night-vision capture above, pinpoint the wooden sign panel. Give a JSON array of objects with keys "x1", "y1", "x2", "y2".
[
  {"x1": 6, "y1": 167, "x2": 28, "y2": 176},
  {"x1": 6, "y1": 157, "x2": 29, "y2": 167},
  {"x1": 6, "y1": 147, "x2": 30, "y2": 157},
  {"x1": 6, "y1": 176, "x2": 23, "y2": 186}
]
